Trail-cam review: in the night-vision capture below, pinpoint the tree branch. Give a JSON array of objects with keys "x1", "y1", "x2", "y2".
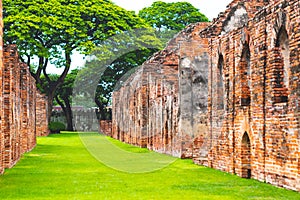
[
  {"x1": 42, "y1": 58, "x2": 51, "y2": 83},
  {"x1": 55, "y1": 95, "x2": 67, "y2": 114},
  {"x1": 34, "y1": 56, "x2": 44, "y2": 85}
]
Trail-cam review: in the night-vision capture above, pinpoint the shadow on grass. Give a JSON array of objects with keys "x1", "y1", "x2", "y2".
[{"x1": 78, "y1": 132, "x2": 178, "y2": 173}]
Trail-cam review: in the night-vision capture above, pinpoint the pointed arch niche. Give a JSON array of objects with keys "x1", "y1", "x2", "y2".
[
  {"x1": 273, "y1": 25, "x2": 290, "y2": 103},
  {"x1": 217, "y1": 54, "x2": 224, "y2": 110},
  {"x1": 239, "y1": 44, "x2": 251, "y2": 106},
  {"x1": 241, "y1": 132, "x2": 251, "y2": 178}
]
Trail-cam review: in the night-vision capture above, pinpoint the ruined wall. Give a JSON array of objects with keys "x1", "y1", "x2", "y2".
[
  {"x1": 99, "y1": 120, "x2": 112, "y2": 135},
  {"x1": 0, "y1": 0, "x2": 4, "y2": 174},
  {"x1": 113, "y1": 0, "x2": 300, "y2": 192},
  {"x1": 36, "y1": 92, "x2": 49, "y2": 137},
  {"x1": 3, "y1": 45, "x2": 22, "y2": 168},
  {"x1": 196, "y1": 0, "x2": 300, "y2": 192},
  {"x1": 0, "y1": 0, "x2": 49, "y2": 173},
  {"x1": 146, "y1": 49, "x2": 180, "y2": 156},
  {"x1": 178, "y1": 23, "x2": 211, "y2": 159},
  {"x1": 112, "y1": 48, "x2": 180, "y2": 154},
  {"x1": 20, "y1": 63, "x2": 38, "y2": 151},
  {"x1": 0, "y1": 44, "x2": 49, "y2": 173},
  {"x1": 112, "y1": 23, "x2": 210, "y2": 157}
]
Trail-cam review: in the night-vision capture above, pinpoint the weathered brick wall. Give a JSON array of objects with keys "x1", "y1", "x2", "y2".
[
  {"x1": 112, "y1": 50, "x2": 180, "y2": 154},
  {"x1": 99, "y1": 120, "x2": 112, "y2": 135},
  {"x1": 178, "y1": 23, "x2": 211, "y2": 159},
  {"x1": 112, "y1": 23, "x2": 210, "y2": 157},
  {"x1": 36, "y1": 92, "x2": 49, "y2": 137},
  {"x1": 113, "y1": 0, "x2": 300, "y2": 192},
  {"x1": 0, "y1": 44, "x2": 49, "y2": 173},
  {"x1": 194, "y1": 0, "x2": 300, "y2": 192},
  {"x1": 0, "y1": 0, "x2": 4, "y2": 174},
  {"x1": 3, "y1": 45, "x2": 22, "y2": 168}
]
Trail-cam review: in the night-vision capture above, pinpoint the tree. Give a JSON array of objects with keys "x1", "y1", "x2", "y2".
[
  {"x1": 138, "y1": 1, "x2": 209, "y2": 42},
  {"x1": 94, "y1": 49, "x2": 158, "y2": 120},
  {"x1": 3, "y1": 0, "x2": 147, "y2": 121},
  {"x1": 73, "y1": 28, "x2": 162, "y2": 121}
]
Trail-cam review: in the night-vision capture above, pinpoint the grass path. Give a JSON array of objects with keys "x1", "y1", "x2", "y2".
[
  {"x1": 79, "y1": 132, "x2": 177, "y2": 173},
  {"x1": 0, "y1": 132, "x2": 299, "y2": 200}
]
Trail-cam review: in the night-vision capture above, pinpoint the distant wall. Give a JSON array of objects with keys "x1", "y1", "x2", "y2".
[
  {"x1": 51, "y1": 109, "x2": 100, "y2": 132},
  {"x1": 112, "y1": 22, "x2": 211, "y2": 158}
]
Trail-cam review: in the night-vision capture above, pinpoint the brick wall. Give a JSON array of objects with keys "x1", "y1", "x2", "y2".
[
  {"x1": 1, "y1": 45, "x2": 49, "y2": 170},
  {"x1": 0, "y1": 0, "x2": 4, "y2": 174},
  {"x1": 99, "y1": 120, "x2": 112, "y2": 135},
  {"x1": 112, "y1": 0, "x2": 300, "y2": 192},
  {"x1": 112, "y1": 23, "x2": 211, "y2": 157},
  {"x1": 202, "y1": 0, "x2": 300, "y2": 191},
  {"x1": 0, "y1": 44, "x2": 49, "y2": 173},
  {"x1": 3, "y1": 45, "x2": 21, "y2": 168},
  {"x1": 36, "y1": 92, "x2": 49, "y2": 137}
]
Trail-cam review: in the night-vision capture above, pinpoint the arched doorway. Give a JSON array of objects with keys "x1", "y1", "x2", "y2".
[{"x1": 241, "y1": 132, "x2": 251, "y2": 178}]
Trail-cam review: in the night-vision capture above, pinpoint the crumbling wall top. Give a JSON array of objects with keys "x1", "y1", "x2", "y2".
[{"x1": 200, "y1": 0, "x2": 267, "y2": 37}]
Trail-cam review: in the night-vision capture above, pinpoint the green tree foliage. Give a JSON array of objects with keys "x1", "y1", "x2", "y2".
[
  {"x1": 138, "y1": 1, "x2": 209, "y2": 42},
  {"x1": 73, "y1": 28, "x2": 162, "y2": 120},
  {"x1": 3, "y1": 0, "x2": 147, "y2": 121},
  {"x1": 94, "y1": 49, "x2": 158, "y2": 120},
  {"x1": 139, "y1": 1, "x2": 209, "y2": 31}
]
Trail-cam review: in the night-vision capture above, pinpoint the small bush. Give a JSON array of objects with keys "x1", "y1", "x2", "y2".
[{"x1": 49, "y1": 122, "x2": 66, "y2": 133}]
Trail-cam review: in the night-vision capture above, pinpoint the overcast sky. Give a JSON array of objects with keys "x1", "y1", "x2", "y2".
[{"x1": 112, "y1": 0, "x2": 232, "y2": 20}]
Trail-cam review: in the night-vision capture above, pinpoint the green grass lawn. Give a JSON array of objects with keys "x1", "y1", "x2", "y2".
[{"x1": 0, "y1": 132, "x2": 299, "y2": 200}]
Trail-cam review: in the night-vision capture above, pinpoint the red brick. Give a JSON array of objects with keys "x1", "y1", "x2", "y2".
[{"x1": 112, "y1": 0, "x2": 300, "y2": 192}]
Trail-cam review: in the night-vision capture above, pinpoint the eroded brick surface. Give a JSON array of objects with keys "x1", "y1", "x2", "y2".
[
  {"x1": 36, "y1": 92, "x2": 49, "y2": 137},
  {"x1": 0, "y1": 0, "x2": 4, "y2": 174},
  {"x1": 99, "y1": 120, "x2": 112, "y2": 135},
  {"x1": 1, "y1": 45, "x2": 49, "y2": 171},
  {"x1": 113, "y1": 0, "x2": 300, "y2": 191}
]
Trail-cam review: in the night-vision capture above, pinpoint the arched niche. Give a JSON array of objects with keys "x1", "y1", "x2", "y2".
[
  {"x1": 275, "y1": 26, "x2": 290, "y2": 91},
  {"x1": 217, "y1": 54, "x2": 224, "y2": 110},
  {"x1": 239, "y1": 43, "x2": 251, "y2": 106},
  {"x1": 272, "y1": 11, "x2": 289, "y2": 103},
  {"x1": 241, "y1": 132, "x2": 251, "y2": 178}
]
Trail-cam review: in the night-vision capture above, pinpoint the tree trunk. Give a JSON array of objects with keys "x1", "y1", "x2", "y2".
[
  {"x1": 95, "y1": 98, "x2": 106, "y2": 120},
  {"x1": 44, "y1": 51, "x2": 72, "y2": 123},
  {"x1": 47, "y1": 90, "x2": 55, "y2": 124},
  {"x1": 55, "y1": 96, "x2": 74, "y2": 131},
  {"x1": 63, "y1": 97, "x2": 74, "y2": 131}
]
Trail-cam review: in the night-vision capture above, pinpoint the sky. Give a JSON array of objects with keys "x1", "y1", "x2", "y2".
[
  {"x1": 112, "y1": 0, "x2": 232, "y2": 21},
  {"x1": 48, "y1": 0, "x2": 232, "y2": 74}
]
